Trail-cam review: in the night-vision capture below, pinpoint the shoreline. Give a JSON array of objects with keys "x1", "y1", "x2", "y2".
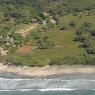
[{"x1": 0, "y1": 63, "x2": 95, "y2": 77}]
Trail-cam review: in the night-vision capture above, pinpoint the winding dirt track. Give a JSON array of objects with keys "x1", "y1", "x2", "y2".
[{"x1": 16, "y1": 24, "x2": 38, "y2": 38}]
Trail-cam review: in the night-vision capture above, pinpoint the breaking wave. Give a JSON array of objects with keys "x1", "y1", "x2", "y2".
[
  {"x1": 0, "y1": 78, "x2": 95, "y2": 91},
  {"x1": 0, "y1": 88, "x2": 75, "y2": 92}
]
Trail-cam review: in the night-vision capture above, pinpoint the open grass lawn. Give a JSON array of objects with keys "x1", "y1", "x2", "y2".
[
  {"x1": 31, "y1": 29, "x2": 84, "y2": 64},
  {"x1": 60, "y1": 11, "x2": 95, "y2": 29}
]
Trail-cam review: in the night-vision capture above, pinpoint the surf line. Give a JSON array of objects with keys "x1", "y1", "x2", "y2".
[
  {"x1": 0, "y1": 78, "x2": 95, "y2": 81},
  {"x1": 0, "y1": 88, "x2": 75, "y2": 92}
]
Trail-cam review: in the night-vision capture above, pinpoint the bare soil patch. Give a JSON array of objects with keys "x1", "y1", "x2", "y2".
[{"x1": 16, "y1": 45, "x2": 33, "y2": 54}]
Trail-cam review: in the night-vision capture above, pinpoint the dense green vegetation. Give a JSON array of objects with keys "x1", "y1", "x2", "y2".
[{"x1": 0, "y1": 0, "x2": 95, "y2": 66}]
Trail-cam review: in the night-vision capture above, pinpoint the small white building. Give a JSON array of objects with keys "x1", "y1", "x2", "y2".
[{"x1": 42, "y1": 20, "x2": 48, "y2": 25}]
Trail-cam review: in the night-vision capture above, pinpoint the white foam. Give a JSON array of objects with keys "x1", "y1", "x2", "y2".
[
  {"x1": 0, "y1": 88, "x2": 75, "y2": 92},
  {"x1": 38, "y1": 88, "x2": 75, "y2": 92},
  {"x1": 19, "y1": 89, "x2": 34, "y2": 91},
  {"x1": 0, "y1": 78, "x2": 4, "y2": 79}
]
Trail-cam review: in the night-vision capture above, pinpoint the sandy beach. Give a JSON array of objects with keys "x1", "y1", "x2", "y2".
[{"x1": 0, "y1": 63, "x2": 95, "y2": 77}]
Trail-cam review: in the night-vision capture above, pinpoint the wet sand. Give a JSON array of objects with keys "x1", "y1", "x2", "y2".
[{"x1": 0, "y1": 63, "x2": 95, "y2": 79}]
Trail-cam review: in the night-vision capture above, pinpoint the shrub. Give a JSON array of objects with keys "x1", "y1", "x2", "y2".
[
  {"x1": 86, "y1": 47, "x2": 95, "y2": 54},
  {"x1": 49, "y1": 55, "x2": 95, "y2": 66},
  {"x1": 91, "y1": 30, "x2": 95, "y2": 37},
  {"x1": 69, "y1": 21, "x2": 76, "y2": 27},
  {"x1": 74, "y1": 35, "x2": 85, "y2": 42}
]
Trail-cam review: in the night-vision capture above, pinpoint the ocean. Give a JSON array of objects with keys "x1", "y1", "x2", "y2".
[
  {"x1": 0, "y1": 90, "x2": 95, "y2": 95},
  {"x1": 0, "y1": 72, "x2": 95, "y2": 95}
]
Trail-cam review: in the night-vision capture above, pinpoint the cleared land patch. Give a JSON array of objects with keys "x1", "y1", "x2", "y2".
[{"x1": 16, "y1": 45, "x2": 33, "y2": 54}]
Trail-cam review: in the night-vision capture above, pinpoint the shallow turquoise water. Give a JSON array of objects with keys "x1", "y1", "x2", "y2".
[{"x1": 0, "y1": 90, "x2": 95, "y2": 95}]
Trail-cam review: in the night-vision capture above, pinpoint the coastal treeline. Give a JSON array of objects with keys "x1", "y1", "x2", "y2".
[{"x1": 0, "y1": 0, "x2": 95, "y2": 66}]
